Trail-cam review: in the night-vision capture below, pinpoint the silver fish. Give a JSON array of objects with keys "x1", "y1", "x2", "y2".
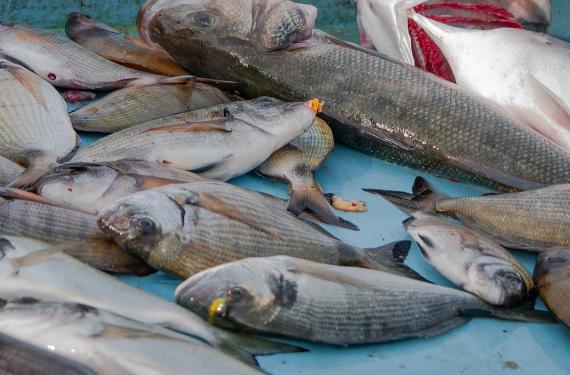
[
  {"x1": 72, "y1": 99, "x2": 318, "y2": 181},
  {"x1": 176, "y1": 256, "x2": 551, "y2": 345},
  {"x1": 0, "y1": 157, "x2": 24, "y2": 187},
  {"x1": 403, "y1": 212, "x2": 534, "y2": 306},
  {"x1": 0, "y1": 60, "x2": 78, "y2": 188},
  {"x1": 0, "y1": 300, "x2": 262, "y2": 375}
]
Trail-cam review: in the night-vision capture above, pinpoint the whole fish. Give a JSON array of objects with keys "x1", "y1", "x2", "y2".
[
  {"x1": 143, "y1": 0, "x2": 570, "y2": 191},
  {"x1": 37, "y1": 160, "x2": 358, "y2": 229},
  {"x1": 0, "y1": 156, "x2": 24, "y2": 187},
  {"x1": 0, "y1": 188, "x2": 154, "y2": 275},
  {"x1": 176, "y1": 256, "x2": 550, "y2": 345},
  {"x1": 0, "y1": 60, "x2": 78, "y2": 188},
  {"x1": 534, "y1": 248, "x2": 570, "y2": 329},
  {"x1": 66, "y1": 12, "x2": 189, "y2": 76},
  {"x1": 0, "y1": 300, "x2": 262, "y2": 375},
  {"x1": 0, "y1": 332, "x2": 96, "y2": 375},
  {"x1": 70, "y1": 82, "x2": 230, "y2": 133},
  {"x1": 72, "y1": 99, "x2": 318, "y2": 181},
  {"x1": 365, "y1": 177, "x2": 570, "y2": 252},
  {"x1": 256, "y1": 116, "x2": 339, "y2": 226},
  {"x1": 0, "y1": 23, "x2": 193, "y2": 90},
  {"x1": 0, "y1": 235, "x2": 297, "y2": 365},
  {"x1": 410, "y1": 14, "x2": 570, "y2": 153},
  {"x1": 403, "y1": 212, "x2": 534, "y2": 306},
  {"x1": 97, "y1": 181, "x2": 421, "y2": 280}
]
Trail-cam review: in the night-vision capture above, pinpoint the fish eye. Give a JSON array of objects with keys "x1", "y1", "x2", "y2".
[
  {"x1": 193, "y1": 12, "x2": 215, "y2": 28},
  {"x1": 227, "y1": 287, "x2": 246, "y2": 302},
  {"x1": 47, "y1": 73, "x2": 57, "y2": 81},
  {"x1": 223, "y1": 108, "x2": 231, "y2": 117},
  {"x1": 135, "y1": 218, "x2": 156, "y2": 235}
]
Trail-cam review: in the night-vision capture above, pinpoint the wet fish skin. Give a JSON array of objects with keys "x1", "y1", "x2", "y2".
[
  {"x1": 97, "y1": 181, "x2": 420, "y2": 280},
  {"x1": 66, "y1": 12, "x2": 189, "y2": 76},
  {"x1": 72, "y1": 99, "x2": 317, "y2": 181},
  {"x1": 0, "y1": 156, "x2": 24, "y2": 187},
  {"x1": 0, "y1": 300, "x2": 262, "y2": 375},
  {"x1": 256, "y1": 116, "x2": 340, "y2": 226},
  {"x1": 0, "y1": 60, "x2": 78, "y2": 188},
  {"x1": 0, "y1": 332, "x2": 96, "y2": 375},
  {"x1": 0, "y1": 23, "x2": 166, "y2": 90},
  {"x1": 70, "y1": 82, "x2": 230, "y2": 133},
  {"x1": 176, "y1": 256, "x2": 550, "y2": 344},
  {"x1": 404, "y1": 212, "x2": 534, "y2": 306},
  {"x1": 534, "y1": 248, "x2": 570, "y2": 328},
  {"x1": 147, "y1": 2, "x2": 570, "y2": 191}
]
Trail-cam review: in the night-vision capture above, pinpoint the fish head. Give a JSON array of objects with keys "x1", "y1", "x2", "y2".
[
  {"x1": 403, "y1": 212, "x2": 464, "y2": 260},
  {"x1": 36, "y1": 163, "x2": 121, "y2": 214},
  {"x1": 97, "y1": 190, "x2": 185, "y2": 261},
  {"x1": 176, "y1": 257, "x2": 291, "y2": 329},
  {"x1": 145, "y1": 0, "x2": 316, "y2": 51},
  {"x1": 467, "y1": 257, "x2": 526, "y2": 306}
]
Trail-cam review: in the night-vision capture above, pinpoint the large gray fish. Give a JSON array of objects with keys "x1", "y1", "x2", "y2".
[
  {"x1": 66, "y1": 12, "x2": 189, "y2": 77},
  {"x1": 70, "y1": 82, "x2": 230, "y2": 133},
  {"x1": 176, "y1": 256, "x2": 551, "y2": 345},
  {"x1": 72, "y1": 99, "x2": 317, "y2": 181},
  {"x1": 0, "y1": 332, "x2": 96, "y2": 375},
  {"x1": 97, "y1": 181, "x2": 421, "y2": 280},
  {"x1": 0, "y1": 300, "x2": 262, "y2": 375},
  {"x1": 0, "y1": 157, "x2": 24, "y2": 187},
  {"x1": 256, "y1": 116, "x2": 340, "y2": 226},
  {"x1": 0, "y1": 23, "x2": 194, "y2": 90},
  {"x1": 365, "y1": 177, "x2": 570, "y2": 252},
  {"x1": 0, "y1": 188, "x2": 154, "y2": 275},
  {"x1": 142, "y1": 0, "x2": 570, "y2": 191},
  {"x1": 403, "y1": 212, "x2": 534, "y2": 306},
  {"x1": 534, "y1": 248, "x2": 570, "y2": 329},
  {"x1": 0, "y1": 60, "x2": 78, "y2": 188},
  {"x1": 0, "y1": 235, "x2": 298, "y2": 366}
]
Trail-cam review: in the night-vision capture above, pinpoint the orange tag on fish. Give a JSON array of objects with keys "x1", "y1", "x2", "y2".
[{"x1": 308, "y1": 99, "x2": 324, "y2": 113}]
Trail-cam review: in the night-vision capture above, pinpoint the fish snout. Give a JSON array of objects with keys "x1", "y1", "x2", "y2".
[
  {"x1": 176, "y1": 276, "x2": 226, "y2": 318},
  {"x1": 97, "y1": 204, "x2": 135, "y2": 239}
]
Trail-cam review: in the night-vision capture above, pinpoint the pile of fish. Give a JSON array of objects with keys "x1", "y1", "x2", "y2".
[{"x1": 0, "y1": 0, "x2": 567, "y2": 373}]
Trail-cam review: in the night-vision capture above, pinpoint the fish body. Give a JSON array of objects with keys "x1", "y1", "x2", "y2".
[
  {"x1": 0, "y1": 24, "x2": 165, "y2": 90},
  {"x1": 534, "y1": 248, "x2": 570, "y2": 328},
  {"x1": 404, "y1": 212, "x2": 533, "y2": 305},
  {"x1": 411, "y1": 14, "x2": 570, "y2": 153},
  {"x1": 0, "y1": 300, "x2": 262, "y2": 375},
  {"x1": 176, "y1": 256, "x2": 549, "y2": 344},
  {"x1": 256, "y1": 116, "x2": 339, "y2": 224},
  {"x1": 72, "y1": 99, "x2": 317, "y2": 181},
  {"x1": 0, "y1": 60, "x2": 78, "y2": 188},
  {"x1": 66, "y1": 12, "x2": 188, "y2": 76},
  {"x1": 97, "y1": 181, "x2": 420, "y2": 279},
  {"x1": 145, "y1": 1, "x2": 570, "y2": 191},
  {"x1": 0, "y1": 157, "x2": 24, "y2": 187},
  {"x1": 70, "y1": 83, "x2": 230, "y2": 133}
]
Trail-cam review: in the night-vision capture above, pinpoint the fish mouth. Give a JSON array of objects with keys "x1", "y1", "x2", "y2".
[
  {"x1": 96, "y1": 206, "x2": 134, "y2": 240},
  {"x1": 176, "y1": 276, "x2": 227, "y2": 319},
  {"x1": 138, "y1": 0, "x2": 201, "y2": 47}
]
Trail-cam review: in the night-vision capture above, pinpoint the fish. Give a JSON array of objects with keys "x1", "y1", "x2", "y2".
[
  {"x1": 175, "y1": 255, "x2": 551, "y2": 345},
  {"x1": 256, "y1": 116, "x2": 340, "y2": 225},
  {"x1": 403, "y1": 212, "x2": 534, "y2": 306},
  {"x1": 0, "y1": 156, "x2": 24, "y2": 187},
  {"x1": 0, "y1": 23, "x2": 199, "y2": 90},
  {"x1": 66, "y1": 12, "x2": 189, "y2": 76},
  {"x1": 97, "y1": 181, "x2": 422, "y2": 280},
  {"x1": 0, "y1": 235, "x2": 300, "y2": 366},
  {"x1": 69, "y1": 82, "x2": 230, "y2": 133},
  {"x1": 72, "y1": 99, "x2": 318, "y2": 181},
  {"x1": 364, "y1": 177, "x2": 570, "y2": 252},
  {"x1": 534, "y1": 248, "x2": 570, "y2": 329},
  {"x1": 410, "y1": 14, "x2": 570, "y2": 153},
  {"x1": 60, "y1": 90, "x2": 97, "y2": 104},
  {"x1": 0, "y1": 60, "x2": 78, "y2": 188},
  {"x1": 0, "y1": 187, "x2": 154, "y2": 275},
  {"x1": 0, "y1": 300, "x2": 263, "y2": 374},
  {"x1": 143, "y1": 0, "x2": 570, "y2": 191},
  {"x1": 0, "y1": 332, "x2": 96, "y2": 375}
]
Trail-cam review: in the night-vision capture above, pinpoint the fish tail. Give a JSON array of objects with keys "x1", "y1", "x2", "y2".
[
  {"x1": 362, "y1": 241, "x2": 428, "y2": 282},
  {"x1": 216, "y1": 330, "x2": 306, "y2": 367},
  {"x1": 287, "y1": 183, "x2": 342, "y2": 225},
  {"x1": 362, "y1": 176, "x2": 444, "y2": 214},
  {"x1": 466, "y1": 305, "x2": 555, "y2": 324}
]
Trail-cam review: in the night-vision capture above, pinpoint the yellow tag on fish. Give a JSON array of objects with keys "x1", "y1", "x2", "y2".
[
  {"x1": 208, "y1": 298, "x2": 225, "y2": 325},
  {"x1": 309, "y1": 99, "x2": 324, "y2": 113}
]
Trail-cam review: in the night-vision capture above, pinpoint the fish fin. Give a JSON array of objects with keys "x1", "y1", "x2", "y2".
[
  {"x1": 157, "y1": 75, "x2": 238, "y2": 87},
  {"x1": 0, "y1": 187, "x2": 57, "y2": 205},
  {"x1": 9, "y1": 246, "x2": 63, "y2": 271},
  {"x1": 303, "y1": 209, "x2": 360, "y2": 231},
  {"x1": 467, "y1": 305, "x2": 554, "y2": 324},
  {"x1": 528, "y1": 75, "x2": 570, "y2": 129},
  {"x1": 287, "y1": 183, "x2": 342, "y2": 225},
  {"x1": 363, "y1": 177, "x2": 440, "y2": 214},
  {"x1": 216, "y1": 331, "x2": 306, "y2": 368},
  {"x1": 92, "y1": 323, "x2": 165, "y2": 339},
  {"x1": 189, "y1": 155, "x2": 232, "y2": 174},
  {"x1": 363, "y1": 241, "x2": 428, "y2": 281},
  {"x1": 131, "y1": 174, "x2": 184, "y2": 190},
  {"x1": 142, "y1": 120, "x2": 232, "y2": 134},
  {"x1": 7, "y1": 163, "x2": 56, "y2": 190}
]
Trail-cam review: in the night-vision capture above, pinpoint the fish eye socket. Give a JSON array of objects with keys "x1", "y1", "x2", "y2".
[
  {"x1": 135, "y1": 218, "x2": 156, "y2": 234},
  {"x1": 227, "y1": 287, "x2": 246, "y2": 302},
  {"x1": 193, "y1": 13, "x2": 215, "y2": 28}
]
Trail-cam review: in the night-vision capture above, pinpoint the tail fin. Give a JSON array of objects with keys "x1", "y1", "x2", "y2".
[
  {"x1": 216, "y1": 330, "x2": 306, "y2": 367},
  {"x1": 363, "y1": 176, "x2": 443, "y2": 214},
  {"x1": 467, "y1": 305, "x2": 554, "y2": 324},
  {"x1": 287, "y1": 184, "x2": 345, "y2": 228},
  {"x1": 364, "y1": 241, "x2": 429, "y2": 282}
]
